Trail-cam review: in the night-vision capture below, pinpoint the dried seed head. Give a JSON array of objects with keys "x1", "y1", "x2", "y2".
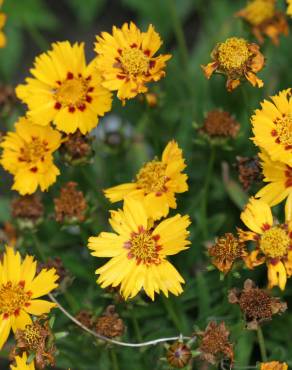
[
  {"x1": 197, "y1": 321, "x2": 234, "y2": 365},
  {"x1": 75, "y1": 310, "x2": 95, "y2": 330},
  {"x1": 201, "y1": 110, "x2": 240, "y2": 138},
  {"x1": 95, "y1": 305, "x2": 124, "y2": 338},
  {"x1": 208, "y1": 233, "x2": 246, "y2": 274},
  {"x1": 11, "y1": 195, "x2": 44, "y2": 221},
  {"x1": 166, "y1": 342, "x2": 192, "y2": 368},
  {"x1": 236, "y1": 156, "x2": 262, "y2": 190},
  {"x1": 54, "y1": 182, "x2": 87, "y2": 223},
  {"x1": 228, "y1": 279, "x2": 287, "y2": 329},
  {"x1": 62, "y1": 130, "x2": 92, "y2": 164}
]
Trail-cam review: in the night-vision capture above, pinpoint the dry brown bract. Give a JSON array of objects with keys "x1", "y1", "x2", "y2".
[
  {"x1": 208, "y1": 233, "x2": 246, "y2": 274},
  {"x1": 201, "y1": 37, "x2": 264, "y2": 91},
  {"x1": 197, "y1": 321, "x2": 234, "y2": 365},
  {"x1": 95, "y1": 305, "x2": 124, "y2": 338},
  {"x1": 54, "y1": 182, "x2": 87, "y2": 223},
  {"x1": 201, "y1": 110, "x2": 240, "y2": 138},
  {"x1": 228, "y1": 279, "x2": 287, "y2": 330},
  {"x1": 166, "y1": 342, "x2": 192, "y2": 369},
  {"x1": 236, "y1": 0, "x2": 288, "y2": 45},
  {"x1": 236, "y1": 156, "x2": 262, "y2": 190},
  {"x1": 12, "y1": 195, "x2": 44, "y2": 221}
]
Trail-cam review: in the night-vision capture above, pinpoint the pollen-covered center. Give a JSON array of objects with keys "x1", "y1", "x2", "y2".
[
  {"x1": 56, "y1": 78, "x2": 87, "y2": 106},
  {"x1": 120, "y1": 48, "x2": 149, "y2": 76},
  {"x1": 244, "y1": 0, "x2": 275, "y2": 25},
  {"x1": 274, "y1": 115, "x2": 292, "y2": 146},
  {"x1": 136, "y1": 160, "x2": 168, "y2": 195},
  {"x1": 218, "y1": 37, "x2": 250, "y2": 71},
  {"x1": 0, "y1": 281, "x2": 31, "y2": 316},
  {"x1": 23, "y1": 324, "x2": 42, "y2": 349},
  {"x1": 124, "y1": 227, "x2": 161, "y2": 265},
  {"x1": 19, "y1": 137, "x2": 48, "y2": 164},
  {"x1": 260, "y1": 226, "x2": 290, "y2": 258}
]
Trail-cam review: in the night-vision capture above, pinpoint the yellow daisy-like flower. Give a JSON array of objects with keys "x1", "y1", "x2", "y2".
[
  {"x1": 0, "y1": 0, "x2": 6, "y2": 48},
  {"x1": 287, "y1": 0, "x2": 292, "y2": 16},
  {"x1": 251, "y1": 89, "x2": 292, "y2": 166},
  {"x1": 0, "y1": 246, "x2": 58, "y2": 349},
  {"x1": 0, "y1": 117, "x2": 62, "y2": 195},
  {"x1": 256, "y1": 151, "x2": 292, "y2": 210},
  {"x1": 94, "y1": 22, "x2": 171, "y2": 103},
  {"x1": 16, "y1": 41, "x2": 112, "y2": 134},
  {"x1": 10, "y1": 353, "x2": 35, "y2": 370},
  {"x1": 104, "y1": 140, "x2": 188, "y2": 220},
  {"x1": 261, "y1": 362, "x2": 288, "y2": 370},
  {"x1": 88, "y1": 197, "x2": 191, "y2": 300},
  {"x1": 238, "y1": 198, "x2": 292, "y2": 291}
]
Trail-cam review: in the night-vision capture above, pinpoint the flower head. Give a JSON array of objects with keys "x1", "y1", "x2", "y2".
[
  {"x1": 201, "y1": 37, "x2": 264, "y2": 91},
  {"x1": 12, "y1": 195, "x2": 44, "y2": 222},
  {"x1": 252, "y1": 89, "x2": 292, "y2": 166},
  {"x1": 208, "y1": 233, "x2": 247, "y2": 274},
  {"x1": 88, "y1": 197, "x2": 191, "y2": 300},
  {"x1": 261, "y1": 362, "x2": 288, "y2": 370},
  {"x1": 236, "y1": 0, "x2": 288, "y2": 45},
  {"x1": 95, "y1": 305, "x2": 124, "y2": 338},
  {"x1": 94, "y1": 22, "x2": 171, "y2": 103},
  {"x1": 236, "y1": 155, "x2": 262, "y2": 190},
  {"x1": 256, "y1": 151, "x2": 292, "y2": 211},
  {"x1": 104, "y1": 140, "x2": 188, "y2": 220},
  {"x1": 238, "y1": 197, "x2": 292, "y2": 290},
  {"x1": 0, "y1": 117, "x2": 62, "y2": 195},
  {"x1": 287, "y1": 0, "x2": 292, "y2": 16},
  {"x1": 0, "y1": 247, "x2": 58, "y2": 349},
  {"x1": 201, "y1": 110, "x2": 240, "y2": 138},
  {"x1": 16, "y1": 41, "x2": 112, "y2": 134},
  {"x1": 10, "y1": 353, "x2": 35, "y2": 370},
  {"x1": 166, "y1": 342, "x2": 192, "y2": 369}
]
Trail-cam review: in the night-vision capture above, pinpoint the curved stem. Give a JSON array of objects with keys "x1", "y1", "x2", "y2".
[
  {"x1": 257, "y1": 326, "x2": 267, "y2": 362},
  {"x1": 49, "y1": 294, "x2": 192, "y2": 348}
]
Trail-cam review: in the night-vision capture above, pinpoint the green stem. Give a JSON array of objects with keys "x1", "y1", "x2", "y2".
[
  {"x1": 166, "y1": 0, "x2": 189, "y2": 69},
  {"x1": 25, "y1": 22, "x2": 49, "y2": 51},
  {"x1": 162, "y1": 297, "x2": 183, "y2": 333},
  {"x1": 110, "y1": 349, "x2": 119, "y2": 370},
  {"x1": 131, "y1": 311, "x2": 143, "y2": 342},
  {"x1": 201, "y1": 145, "x2": 216, "y2": 240},
  {"x1": 257, "y1": 326, "x2": 267, "y2": 362},
  {"x1": 31, "y1": 232, "x2": 46, "y2": 261}
]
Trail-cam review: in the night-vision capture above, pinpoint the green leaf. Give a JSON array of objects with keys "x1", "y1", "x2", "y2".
[{"x1": 65, "y1": 0, "x2": 106, "y2": 27}]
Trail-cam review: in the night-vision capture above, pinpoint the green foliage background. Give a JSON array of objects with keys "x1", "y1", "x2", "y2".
[{"x1": 0, "y1": 0, "x2": 291, "y2": 369}]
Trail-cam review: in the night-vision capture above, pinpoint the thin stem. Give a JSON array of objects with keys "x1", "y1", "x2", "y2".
[
  {"x1": 257, "y1": 326, "x2": 267, "y2": 362},
  {"x1": 110, "y1": 349, "x2": 119, "y2": 370},
  {"x1": 162, "y1": 297, "x2": 184, "y2": 333},
  {"x1": 201, "y1": 145, "x2": 216, "y2": 240},
  {"x1": 49, "y1": 294, "x2": 192, "y2": 348},
  {"x1": 31, "y1": 233, "x2": 46, "y2": 261},
  {"x1": 131, "y1": 310, "x2": 143, "y2": 342}
]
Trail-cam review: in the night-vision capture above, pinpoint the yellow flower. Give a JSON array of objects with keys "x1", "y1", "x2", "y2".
[
  {"x1": 0, "y1": 246, "x2": 58, "y2": 349},
  {"x1": 104, "y1": 140, "x2": 188, "y2": 220},
  {"x1": 287, "y1": 0, "x2": 292, "y2": 16},
  {"x1": 16, "y1": 41, "x2": 112, "y2": 134},
  {"x1": 238, "y1": 198, "x2": 292, "y2": 291},
  {"x1": 256, "y1": 151, "x2": 292, "y2": 212},
  {"x1": 201, "y1": 37, "x2": 265, "y2": 91},
  {"x1": 251, "y1": 89, "x2": 292, "y2": 167},
  {"x1": 236, "y1": 0, "x2": 288, "y2": 45},
  {"x1": 0, "y1": 7, "x2": 6, "y2": 48},
  {"x1": 0, "y1": 117, "x2": 62, "y2": 195},
  {"x1": 94, "y1": 22, "x2": 171, "y2": 103},
  {"x1": 10, "y1": 353, "x2": 35, "y2": 370},
  {"x1": 88, "y1": 197, "x2": 191, "y2": 300},
  {"x1": 261, "y1": 362, "x2": 288, "y2": 370}
]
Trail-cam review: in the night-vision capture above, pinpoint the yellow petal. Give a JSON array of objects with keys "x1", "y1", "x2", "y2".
[{"x1": 25, "y1": 299, "x2": 56, "y2": 315}]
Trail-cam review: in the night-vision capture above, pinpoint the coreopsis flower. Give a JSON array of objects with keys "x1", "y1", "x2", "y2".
[
  {"x1": 208, "y1": 233, "x2": 247, "y2": 274},
  {"x1": 197, "y1": 321, "x2": 234, "y2": 365},
  {"x1": 0, "y1": 247, "x2": 58, "y2": 349},
  {"x1": 238, "y1": 198, "x2": 292, "y2": 290},
  {"x1": 201, "y1": 110, "x2": 240, "y2": 138},
  {"x1": 88, "y1": 197, "x2": 191, "y2": 300},
  {"x1": 228, "y1": 279, "x2": 287, "y2": 329},
  {"x1": 261, "y1": 362, "x2": 288, "y2": 370},
  {"x1": 166, "y1": 342, "x2": 192, "y2": 369},
  {"x1": 104, "y1": 140, "x2": 188, "y2": 220},
  {"x1": 256, "y1": 151, "x2": 292, "y2": 211},
  {"x1": 0, "y1": 117, "x2": 62, "y2": 195},
  {"x1": 10, "y1": 353, "x2": 35, "y2": 370},
  {"x1": 287, "y1": 0, "x2": 292, "y2": 16},
  {"x1": 16, "y1": 41, "x2": 112, "y2": 134},
  {"x1": 236, "y1": 0, "x2": 288, "y2": 45},
  {"x1": 0, "y1": 0, "x2": 6, "y2": 48},
  {"x1": 251, "y1": 89, "x2": 292, "y2": 167},
  {"x1": 201, "y1": 37, "x2": 264, "y2": 91},
  {"x1": 94, "y1": 22, "x2": 171, "y2": 103},
  {"x1": 236, "y1": 155, "x2": 262, "y2": 190}
]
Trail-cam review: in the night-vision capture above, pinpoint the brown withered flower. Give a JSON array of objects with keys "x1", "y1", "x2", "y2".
[
  {"x1": 201, "y1": 37, "x2": 265, "y2": 91},
  {"x1": 0, "y1": 84, "x2": 16, "y2": 116},
  {"x1": 236, "y1": 155, "x2": 262, "y2": 190},
  {"x1": 260, "y1": 362, "x2": 288, "y2": 370},
  {"x1": 201, "y1": 110, "x2": 240, "y2": 139},
  {"x1": 11, "y1": 317, "x2": 55, "y2": 369},
  {"x1": 95, "y1": 305, "x2": 124, "y2": 338},
  {"x1": 61, "y1": 130, "x2": 93, "y2": 165},
  {"x1": 197, "y1": 321, "x2": 234, "y2": 365},
  {"x1": 166, "y1": 342, "x2": 192, "y2": 369},
  {"x1": 12, "y1": 194, "x2": 44, "y2": 221},
  {"x1": 0, "y1": 222, "x2": 17, "y2": 247},
  {"x1": 54, "y1": 182, "x2": 87, "y2": 223},
  {"x1": 208, "y1": 233, "x2": 247, "y2": 274},
  {"x1": 236, "y1": 0, "x2": 288, "y2": 45},
  {"x1": 228, "y1": 279, "x2": 287, "y2": 330},
  {"x1": 75, "y1": 310, "x2": 95, "y2": 330}
]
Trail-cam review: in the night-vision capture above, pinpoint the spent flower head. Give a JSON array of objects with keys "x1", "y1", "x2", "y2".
[{"x1": 166, "y1": 342, "x2": 192, "y2": 369}]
